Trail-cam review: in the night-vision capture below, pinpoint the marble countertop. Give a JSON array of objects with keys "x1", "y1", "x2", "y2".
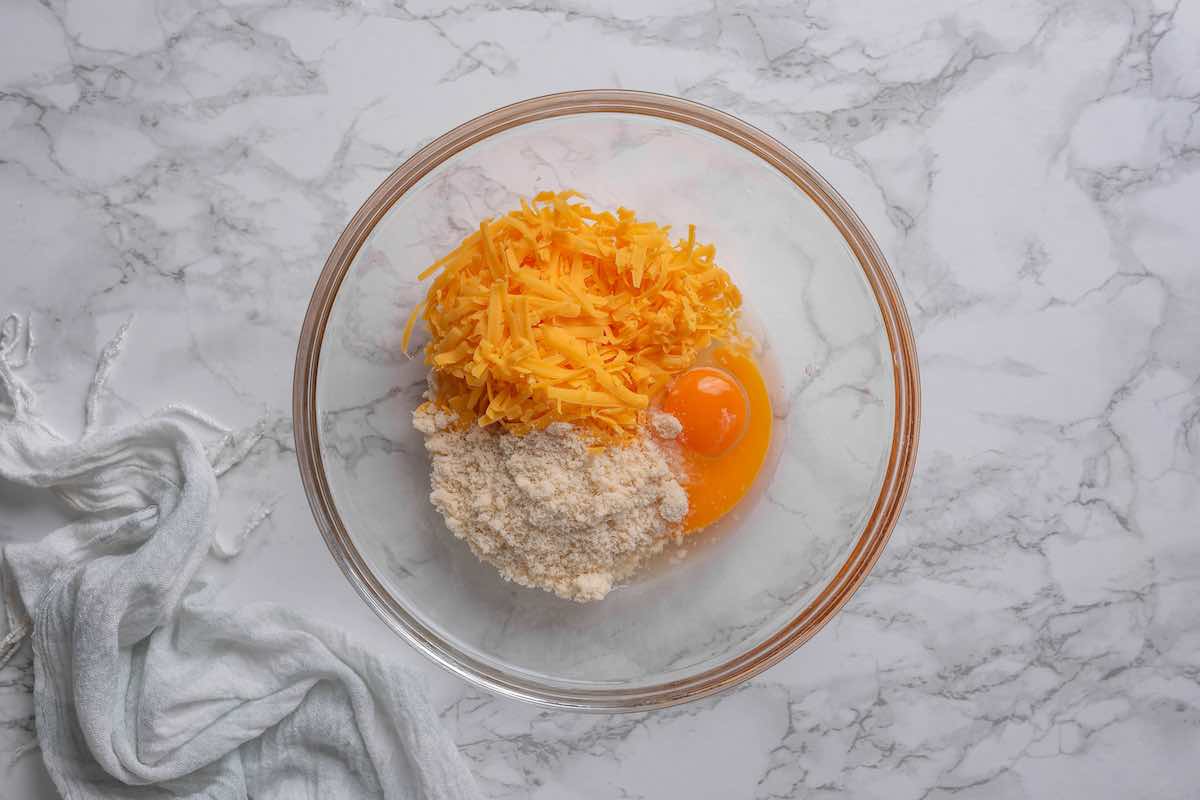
[{"x1": 3, "y1": 1, "x2": 1199, "y2": 797}]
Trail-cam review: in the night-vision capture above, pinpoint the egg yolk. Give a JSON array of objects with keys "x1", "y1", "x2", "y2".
[
  {"x1": 661, "y1": 367, "x2": 748, "y2": 456},
  {"x1": 658, "y1": 348, "x2": 773, "y2": 533}
]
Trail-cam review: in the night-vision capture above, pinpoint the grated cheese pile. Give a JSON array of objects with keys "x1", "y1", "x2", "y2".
[{"x1": 404, "y1": 191, "x2": 742, "y2": 437}]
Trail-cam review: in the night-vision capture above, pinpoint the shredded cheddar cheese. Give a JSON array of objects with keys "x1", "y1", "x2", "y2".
[{"x1": 404, "y1": 191, "x2": 743, "y2": 437}]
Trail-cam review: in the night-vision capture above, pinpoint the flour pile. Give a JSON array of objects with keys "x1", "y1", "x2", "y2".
[{"x1": 414, "y1": 405, "x2": 686, "y2": 601}]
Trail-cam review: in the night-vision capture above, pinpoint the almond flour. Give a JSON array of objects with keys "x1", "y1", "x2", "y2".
[{"x1": 413, "y1": 405, "x2": 687, "y2": 602}]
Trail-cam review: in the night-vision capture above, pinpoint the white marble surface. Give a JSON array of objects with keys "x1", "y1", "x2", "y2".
[{"x1": 2, "y1": 0, "x2": 1199, "y2": 797}]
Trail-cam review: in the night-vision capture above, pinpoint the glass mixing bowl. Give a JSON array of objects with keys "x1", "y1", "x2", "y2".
[{"x1": 294, "y1": 91, "x2": 920, "y2": 711}]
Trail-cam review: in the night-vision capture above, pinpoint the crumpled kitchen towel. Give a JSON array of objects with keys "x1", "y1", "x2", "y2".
[{"x1": 0, "y1": 314, "x2": 481, "y2": 800}]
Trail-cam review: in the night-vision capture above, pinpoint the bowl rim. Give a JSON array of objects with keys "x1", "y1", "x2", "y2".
[{"x1": 293, "y1": 89, "x2": 921, "y2": 712}]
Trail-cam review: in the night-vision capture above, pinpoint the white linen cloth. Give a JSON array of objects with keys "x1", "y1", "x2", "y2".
[{"x1": 0, "y1": 314, "x2": 481, "y2": 800}]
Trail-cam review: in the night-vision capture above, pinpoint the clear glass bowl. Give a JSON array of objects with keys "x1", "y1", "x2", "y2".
[{"x1": 294, "y1": 91, "x2": 920, "y2": 711}]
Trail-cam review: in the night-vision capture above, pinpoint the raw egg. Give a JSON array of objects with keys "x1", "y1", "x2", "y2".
[
  {"x1": 661, "y1": 367, "x2": 748, "y2": 456},
  {"x1": 659, "y1": 347, "x2": 772, "y2": 532}
]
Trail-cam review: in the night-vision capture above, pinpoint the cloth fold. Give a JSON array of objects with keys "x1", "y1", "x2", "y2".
[{"x1": 0, "y1": 314, "x2": 481, "y2": 800}]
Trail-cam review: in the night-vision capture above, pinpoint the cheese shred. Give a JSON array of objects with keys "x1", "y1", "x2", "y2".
[{"x1": 404, "y1": 191, "x2": 743, "y2": 437}]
